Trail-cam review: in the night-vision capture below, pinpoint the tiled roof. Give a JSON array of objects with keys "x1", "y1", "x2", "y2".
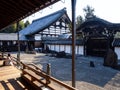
[
  {"x1": 77, "y1": 17, "x2": 120, "y2": 32},
  {"x1": 19, "y1": 8, "x2": 67, "y2": 37},
  {"x1": 43, "y1": 39, "x2": 83, "y2": 45}
]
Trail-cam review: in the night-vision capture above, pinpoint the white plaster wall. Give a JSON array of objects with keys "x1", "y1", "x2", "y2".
[
  {"x1": 48, "y1": 45, "x2": 51, "y2": 50},
  {"x1": 50, "y1": 45, "x2": 54, "y2": 51},
  {"x1": 60, "y1": 45, "x2": 64, "y2": 52},
  {"x1": 75, "y1": 46, "x2": 83, "y2": 55},
  {"x1": 66, "y1": 45, "x2": 71, "y2": 54},
  {"x1": 115, "y1": 47, "x2": 120, "y2": 60},
  {"x1": 75, "y1": 46, "x2": 78, "y2": 54},
  {"x1": 55, "y1": 45, "x2": 59, "y2": 52},
  {"x1": 48, "y1": 44, "x2": 84, "y2": 55},
  {"x1": 78, "y1": 46, "x2": 84, "y2": 55}
]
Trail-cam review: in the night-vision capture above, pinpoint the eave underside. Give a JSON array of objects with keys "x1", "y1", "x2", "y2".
[{"x1": 0, "y1": 0, "x2": 60, "y2": 30}]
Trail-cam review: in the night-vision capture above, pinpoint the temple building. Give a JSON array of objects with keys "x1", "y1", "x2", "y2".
[
  {"x1": 19, "y1": 8, "x2": 71, "y2": 51},
  {"x1": 77, "y1": 17, "x2": 120, "y2": 57},
  {"x1": 1, "y1": 9, "x2": 120, "y2": 59},
  {"x1": 0, "y1": 8, "x2": 71, "y2": 52},
  {"x1": 0, "y1": 33, "x2": 26, "y2": 52}
]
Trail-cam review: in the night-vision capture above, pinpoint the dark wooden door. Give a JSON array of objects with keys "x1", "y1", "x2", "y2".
[{"x1": 86, "y1": 37, "x2": 109, "y2": 57}]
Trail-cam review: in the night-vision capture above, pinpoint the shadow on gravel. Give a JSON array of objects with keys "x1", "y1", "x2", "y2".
[{"x1": 33, "y1": 55, "x2": 120, "y2": 88}]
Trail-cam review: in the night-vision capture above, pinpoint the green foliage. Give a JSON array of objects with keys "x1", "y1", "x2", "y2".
[
  {"x1": 0, "y1": 23, "x2": 17, "y2": 33},
  {"x1": 76, "y1": 15, "x2": 84, "y2": 28},
  {"x1": 76, "y1": 33, "x2": 83, "y2": 39},
  {"x1": 0, "y1": 20, "x2": 30, "y2": 33},
  {"x1": 75, "y1": 5, "x2": 96, "y2": 39},
  {"x1": 24, "y1": 20, "x2": 30, "y2": 28},
  {"x1": 83, "y1": 5, "x2": 95, "y2": 20},
  {"x1": 68, "y1": 23, "x2": 72, "y2": 32},
  {"x1": 18, "y1": 21, "x2": 25, "y2": 30},
  {"x1": 115, "y1": 32, "x2": 120, "y2": 38}
]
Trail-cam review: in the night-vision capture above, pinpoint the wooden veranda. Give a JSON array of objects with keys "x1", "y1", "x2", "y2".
[
  {"x1": 0, "y1": 0, "x2": 77, "y2": 89},
  {"x1": 0, "y1": 64, "x2": 24, "y2": 90},
  {"x1": 0, "y1": 54, "x2": 76, "y2": 90}
]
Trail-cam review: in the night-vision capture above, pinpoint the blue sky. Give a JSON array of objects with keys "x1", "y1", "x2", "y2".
[{"x1": 24, "y1": 0, "x2": 120, "y2": 23}]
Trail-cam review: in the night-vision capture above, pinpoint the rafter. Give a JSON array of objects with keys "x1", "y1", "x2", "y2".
[{"x1": 0, "y1": 0, "x2": 61, "y2": 29}]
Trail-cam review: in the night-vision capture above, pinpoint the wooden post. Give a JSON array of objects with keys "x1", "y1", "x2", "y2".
[
  {"x1": 17, "y1": 22, "x2": 20, "y2": 61},
  {"x1": 1, "y1": 52, "x2": 4, "y2": 58},
  {"x1": 71, "y1": 0, "x2": 76, "y2": 88},
  {"x1": 46, "y1": 63, "x2": 51, "y2": 84}
]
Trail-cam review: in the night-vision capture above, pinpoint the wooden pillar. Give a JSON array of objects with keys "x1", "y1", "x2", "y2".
[
  {"x1": 64, "y1": 44, "x2": 66, "y2": 53},
  {"x1": 48, "y1": 27, "x2": 50, "y2": 35},
  {"x1": 17, "y1": 21, "x2": 20, "y2": 61},
  {"x1": 71, "y1": 0, "x2": 76, "y2": 87},
  {"x1": 60, "y1": 26, "x2": 62, "y2": 35},
  {"x1": 59, "y1": 44, "x2": 60, "y2": 52},
  {"x1": 50, "y1": 44, "x2": 51, "y2": 51},
  {"x1": 55, "y1": 26, "x2": 56, "y2": 37},
  {"x1": 83, "y1": 36, "x2": 87, "y2": 56},
  {"x1": 78, "y1": 44, "x2": 80, "y2": 54},
  {"x1": 65, "y1": 23, "x2": 67, "y2": 33},
  {"x1": 53, "y1": 44, "x2": 56, "y2": 51},
  {"x1": 77, "y1": 45, "x2": 79, "y2": 54}
]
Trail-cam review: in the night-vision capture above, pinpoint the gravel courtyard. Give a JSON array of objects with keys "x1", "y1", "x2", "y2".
[{"x1": 11, "y1": 52, "x2": 120, "y2": 90}]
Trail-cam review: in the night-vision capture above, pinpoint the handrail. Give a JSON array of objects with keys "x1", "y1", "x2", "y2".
[
  {"x1": 2, "y1": 53, "x2": 23, "y2": 69},
  {"x1": 27, "y1": 63, "x2": 45, "y2": 72},
  {"x1": 27, "y1": 63, "x2": 51, "y2": 84},
  {"x1": 21, "y1": 62, "x2": 49, "y2": 80},
  {"x1": 21, "y1": 62, "x2": 76, "y2": 90},
  {"x1": 1, "y1": 52, "x2": 76, "y2": 90}
]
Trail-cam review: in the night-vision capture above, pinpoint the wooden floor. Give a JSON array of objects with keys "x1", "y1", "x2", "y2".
[
  {"x1": 0, "y1": 61, "x2": 76, "y2": 90},
  {"x1": 0, "y1": 61, "x2": 33, "y2": 90}
]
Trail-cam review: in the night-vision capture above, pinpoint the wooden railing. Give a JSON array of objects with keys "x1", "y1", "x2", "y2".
[
  {"x1": 21, "y1": 62, "x2": 76, "y2": 90},
  {"x1": 2, "y1": 53, "x2": 23, "y2": 69},
  {"x1": 1, "y1": 52, "x2": 76, "y2": 90}
]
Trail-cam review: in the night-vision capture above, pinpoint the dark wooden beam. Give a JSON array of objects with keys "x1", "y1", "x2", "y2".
[
  {"x1": 71, "y1": 0, "x2": 76, "y2": 88},
  {"x1": 29, "y1": 0, "x2": 43, "y2": 7},
  {"x1": 1, "y1": 0, "x2": 28, "y2": 12},
  {"x1": 0, "y1": 0, "x2": 61, "y2": 30},
  {"x1": 24, "y1": 0, "x2": 38, "y2": 8}
]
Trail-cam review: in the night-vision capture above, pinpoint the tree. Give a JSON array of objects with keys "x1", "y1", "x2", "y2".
[
  {"x1": 24, "y1": 20, "x2": 30, "y2": 28},
  {"x1": 18, "y1": 20, "x2": 25, "y2": 30},
  {"x1": 76, "y1": 15, "x2": 84, "y2": 28},
  {"x1": 83, "y1": 5, "x2": 95, "y2": 20},
  {"x1": 0, "y1": 20, "x2": 30, "y2": 33},
  {"x1": 75, "y1": 5, "x2": 96, "y2": 39},
  {"x1": 115, "y1": 32, "x2": 120, "y2": 38},
  {"x1": 0, "y1": 23, "x2": 17, "y2": 33}
]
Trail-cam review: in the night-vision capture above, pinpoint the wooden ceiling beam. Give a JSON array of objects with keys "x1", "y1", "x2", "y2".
[
  {"x1": 0, "y1": 0, "x2": 28, "y2": 14},
  {"x1": 0, "y1": 6, "x2": 26, "y2": 20},
  {"x1": 24, "y1": 0, "x2": 38, "y2": 8},
  {"x1": 8, "y1": 0, "x2": 40, "y2": 19},
  {"x1": 33, "y1": 0, "x2": 42, "y2": 4},
  {"x1": 0, "y1": 0, "x2": 61, "y2": 30},
  {"x1": 7, "y1": 0, "x2": 31, "y2": 12}
]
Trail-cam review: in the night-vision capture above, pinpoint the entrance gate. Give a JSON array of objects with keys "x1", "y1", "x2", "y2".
[{"x1": 86, "y1": 37, "x2": 109, "y2": 57}]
